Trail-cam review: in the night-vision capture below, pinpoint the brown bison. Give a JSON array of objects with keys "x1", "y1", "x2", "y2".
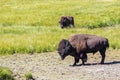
[
  {"x1": 59, "y1": 16, "x2": 74, "y2": 28},
  {"x1": 57, "y1": 34, "x2": 109, "y2": 66}
]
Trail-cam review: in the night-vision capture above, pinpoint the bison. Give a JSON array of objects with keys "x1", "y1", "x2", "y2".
[
  {"x1": 57, "y1": 34, "x2": 109, "y2": 66},
  {"x1": 59, "y1": 16, "x2": 74, "y2": 28}
]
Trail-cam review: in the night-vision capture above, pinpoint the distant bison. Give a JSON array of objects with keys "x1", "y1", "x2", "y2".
[
  {"x1": 57, "y1": 34, "x2": 109, "y2": 66},
  {"x1": 59, "y1": 16, "x2": 74, "y2": 28}
]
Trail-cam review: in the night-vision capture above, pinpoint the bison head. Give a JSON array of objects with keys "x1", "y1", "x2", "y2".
[
  {"x1": 59, "y1": 17, "x2": 70, "y2": 28},
  {"x1": 57, "y1": 39, "x2": 73, "y2": 60}
]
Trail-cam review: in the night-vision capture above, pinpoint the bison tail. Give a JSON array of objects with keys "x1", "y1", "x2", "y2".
[
  {"x1": 106, "y1": 39, "x2": 109, "y2": 48},
  {"x1": 106, "y1": 42, "x2": 109, "y2": 48}
]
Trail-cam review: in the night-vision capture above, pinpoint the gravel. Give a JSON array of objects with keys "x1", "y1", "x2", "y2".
[{"x1": 0, "y1": 50, "x2": 120, "y2": 80}]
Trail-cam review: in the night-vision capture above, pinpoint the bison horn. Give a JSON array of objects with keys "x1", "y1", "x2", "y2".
[{"x1": 65, "y1": 40, "x2": 70, "y2": 47}]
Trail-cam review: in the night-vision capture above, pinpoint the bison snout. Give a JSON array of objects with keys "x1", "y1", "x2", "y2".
[
  {"x1": 61, "y1": 56, "x2": 65, "y2": 60},
  {"x1": 61, "y1": 57, "x2": 64, "y2": 60}
]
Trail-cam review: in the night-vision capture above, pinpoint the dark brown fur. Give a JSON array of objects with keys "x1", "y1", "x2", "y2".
[
  {"x1": 59, "y1": 16, "x2": 74, "y2": 28},
  {"x1": 57, "y1": 34, "x2": 109, "y2": 66}
]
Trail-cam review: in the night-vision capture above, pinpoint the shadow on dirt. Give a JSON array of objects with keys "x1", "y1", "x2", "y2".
[
  {"x1": 104, "y1": 61, "x2": 120, "y2": 65},
  {"x1": 75, "y1": 61, "x2": 120, "y2": 66}
]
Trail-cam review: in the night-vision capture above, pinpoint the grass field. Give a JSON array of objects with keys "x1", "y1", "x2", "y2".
[
  {"x1": 0, "y1": 25, "x2": 120, "y2": 54},
  {"x1": 0, "y1": 0, "x2": 120, "y2": 54},
  {"x1": 0, "y1": 0, "x2": 120, "y2": 28}
]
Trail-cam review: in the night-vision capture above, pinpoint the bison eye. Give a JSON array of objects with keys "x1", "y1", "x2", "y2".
[{"x1": 62, "y1": 47, "x2": 65, "y2": 49}]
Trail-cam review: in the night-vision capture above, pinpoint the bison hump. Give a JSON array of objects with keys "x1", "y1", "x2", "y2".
[{"x1": 68, "y1": 36, "x2": 87, "y2": 53}]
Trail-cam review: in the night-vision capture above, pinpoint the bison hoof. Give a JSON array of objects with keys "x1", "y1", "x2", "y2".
[
  {"x1": 83, "y1": 59, "x2": 87, "y2": 62},
  {"x1": 100, "y1": 62, "x2": 104, "y2": 64}
]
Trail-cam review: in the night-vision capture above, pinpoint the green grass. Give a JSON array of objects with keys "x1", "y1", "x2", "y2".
[
  {"x1": 0, "y1": 0, "x2": 120, "y2": 28},
  {"x1": 0, "y1": 25, "x2": 120, "y2": 54},
  {"x1": 24, "y1": 72, "x2": 34, "y2": 80},
  {"x1": 0, "y1": 67, "x2": 14, "y2": 80},
  {"x1": 0, "y1": 0, "x2": 120, "y2": 54}
]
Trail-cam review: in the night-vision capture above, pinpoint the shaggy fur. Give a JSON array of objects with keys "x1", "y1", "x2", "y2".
[
  {"x1": 59, "y1": 16, "x2": 74, "y2": 28},
  {"x1": 57, "y1": 34, "x2": 109, "y2": 66}
]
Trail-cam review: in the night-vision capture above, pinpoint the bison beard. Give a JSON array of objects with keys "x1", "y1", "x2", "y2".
[{"x1": 57, "y1": 34, "x2": 109, "y2": 66}]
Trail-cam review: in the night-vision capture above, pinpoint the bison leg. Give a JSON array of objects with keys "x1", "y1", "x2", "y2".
[
  {"x1": 81, "y1": 54, "x2": 87, "y2": 65},
  {"x1": 81, "y1": 59, "x2": 85, "y2": 65},
  {"x1": 72, "y1": 57, "x2": 79, "y2": 66},
  {"x1": 82, "y1": 53, "x2": 87, "y2": 62},
  {"x1": 99, "y1": 48, "x2": 106, "y2": 64},
  {"x1": 70, "y1": 24, "x2": 74, "y2": 28}
]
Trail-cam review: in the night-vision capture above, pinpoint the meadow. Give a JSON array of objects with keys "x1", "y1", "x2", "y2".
[{"x1": 0, "y1": 0, "x2": 120, "y2": 54}]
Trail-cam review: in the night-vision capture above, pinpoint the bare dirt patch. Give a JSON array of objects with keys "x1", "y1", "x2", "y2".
[{"x1": 0, "y1": 50, "x2": 120, "y2": 80}]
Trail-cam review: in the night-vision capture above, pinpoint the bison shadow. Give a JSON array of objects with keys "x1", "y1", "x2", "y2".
[{"x1": 74, "y1": 61, "x2": 120, "y2": 66}]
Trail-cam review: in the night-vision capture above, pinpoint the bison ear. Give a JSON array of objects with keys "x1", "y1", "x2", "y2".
[{"x1": 65, "y1": 40, "x2": 70, "y2": 47}]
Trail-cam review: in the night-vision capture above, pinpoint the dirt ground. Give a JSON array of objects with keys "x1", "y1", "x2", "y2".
[{"x1": 0, "y1": 50, "x2": 120, "y2": 80}]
